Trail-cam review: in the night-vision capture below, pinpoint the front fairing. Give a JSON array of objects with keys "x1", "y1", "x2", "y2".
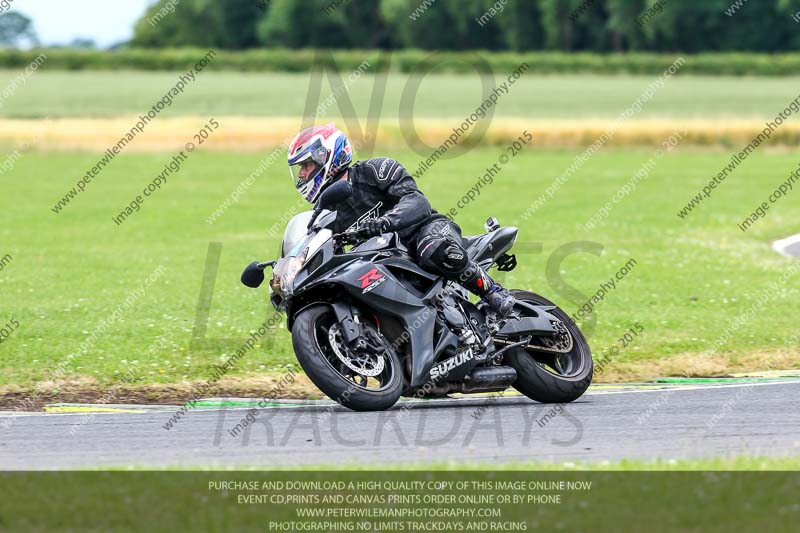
[
  {"x1": 269, "y1": 211, "x2": 334, "y2": 309},
  {"x1": 274, "y1": 220, "x2": 446, "y2": 388}
]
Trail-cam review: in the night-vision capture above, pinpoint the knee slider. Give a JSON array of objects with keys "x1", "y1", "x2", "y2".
[
  {"x1": 420, "y1": 237, "x2": 468, "y2": 275},
  {"x1": 442, "y1": 243, "x2": 469, "y2": 272}
]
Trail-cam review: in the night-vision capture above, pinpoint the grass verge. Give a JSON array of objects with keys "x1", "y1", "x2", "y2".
[{"x1": 1, "y1": 147, "x2": 798, "y2": 401}]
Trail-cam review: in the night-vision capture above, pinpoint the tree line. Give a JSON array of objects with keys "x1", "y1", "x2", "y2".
[{"x1": 130, "y1": 0, "x2": 800, "y2": 52}]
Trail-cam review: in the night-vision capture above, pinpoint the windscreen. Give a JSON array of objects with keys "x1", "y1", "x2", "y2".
[{"x1": 281, "y1": 211, "x2": 314, "y2": 257}]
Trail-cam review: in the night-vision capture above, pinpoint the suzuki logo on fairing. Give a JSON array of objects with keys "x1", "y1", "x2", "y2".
[
  {"x1": 358, "y1": 268, "x2": 386, "y2": 293},
  {"x1": 430, "y1": 350, "x2": 475, "y2": 380}
]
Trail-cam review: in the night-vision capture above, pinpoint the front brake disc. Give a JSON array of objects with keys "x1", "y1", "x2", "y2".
[{"x1": 328, "y1": 324, "x2": 386, "y2": 377}]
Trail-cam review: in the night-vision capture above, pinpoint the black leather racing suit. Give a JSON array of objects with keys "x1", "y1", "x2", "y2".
[{"x1": 326, "y1": 157, "x2": 497, "y2": 299}]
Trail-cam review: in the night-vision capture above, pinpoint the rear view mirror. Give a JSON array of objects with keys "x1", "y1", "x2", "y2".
[
  {"x1": 314, "y1": 210, "x2": 337, "y2": 229},
  {"x1": 241, "y1": 261, "x2": 265, "y2": 288},
  {"x1": 318, "y1": 179, "x2": 351, "y2": 210}
]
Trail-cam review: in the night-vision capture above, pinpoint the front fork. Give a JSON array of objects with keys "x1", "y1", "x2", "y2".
[{"x1": 330, "y1": 301, "x2": 365, "y2": 349}]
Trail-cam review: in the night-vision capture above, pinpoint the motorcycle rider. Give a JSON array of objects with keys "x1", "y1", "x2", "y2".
[{"x1": 287, "y1": 123, "x2": 515, "y2": 316}]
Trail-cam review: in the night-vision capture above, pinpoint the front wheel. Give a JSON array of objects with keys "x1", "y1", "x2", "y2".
[
  {"x1": 502, "y1": 291, "x2": 593, "y2": 403},
  {"x1": 291, "y1": 304, "x2": 403, "y2": 411}
]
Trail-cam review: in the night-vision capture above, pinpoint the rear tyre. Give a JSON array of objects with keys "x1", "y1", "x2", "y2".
[
  {"x1": 503, "y1": 291, "x2": 593, "y2": 403},
  {"x1": 292, "y1": 304, "x2": 403, "y2": 411}
]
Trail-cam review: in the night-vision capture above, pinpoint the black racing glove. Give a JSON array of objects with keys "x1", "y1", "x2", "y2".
[{"x1": 361, "y1": 217, "x2": 391, "y2": 237}]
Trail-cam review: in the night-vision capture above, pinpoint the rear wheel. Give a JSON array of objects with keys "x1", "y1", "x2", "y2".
[
  {"x1": 291, "y1": 304, "x2": 403, "y2": 411},
  {"x1": 502, "y1": 291, "x2": 593, "y2": 403}
]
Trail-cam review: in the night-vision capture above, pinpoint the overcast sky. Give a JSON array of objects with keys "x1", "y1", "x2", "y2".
[{"x1": 10, "y1": 0, "x2": 155, "y2": 47}]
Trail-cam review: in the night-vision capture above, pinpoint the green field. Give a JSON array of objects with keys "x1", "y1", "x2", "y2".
[
  {"x1": 1, "y1": 145, "x2": 798, "y2": 392},
  {"x1": 2, "y1": 69, "x2": 800, "y2": 119}
]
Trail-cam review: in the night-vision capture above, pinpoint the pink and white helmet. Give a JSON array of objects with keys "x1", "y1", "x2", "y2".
[{"x1": 287, "y1": 124, "x2": 353, "y2": 203}]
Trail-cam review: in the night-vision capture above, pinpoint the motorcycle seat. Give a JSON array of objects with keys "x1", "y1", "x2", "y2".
[{"x1": 462, "y1": 234, "x2": 491, "y2": 257}]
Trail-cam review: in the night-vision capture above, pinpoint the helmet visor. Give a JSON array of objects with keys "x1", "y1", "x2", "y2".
[
  {"x1": 289, "y1": 139, "x2": 328, "y2": 188},
  {"x1": 289, "y1": 159, "x2": 323, "y2": 189}
]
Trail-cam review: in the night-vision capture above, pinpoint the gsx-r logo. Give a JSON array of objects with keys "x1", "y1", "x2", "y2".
[{"x1": 358, "y1": 268, "x2": 386, "y2": 293}]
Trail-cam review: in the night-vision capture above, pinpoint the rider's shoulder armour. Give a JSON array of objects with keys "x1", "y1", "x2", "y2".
[{"x1": 353, "y1": 157, "x2": 411, "y2": 190}]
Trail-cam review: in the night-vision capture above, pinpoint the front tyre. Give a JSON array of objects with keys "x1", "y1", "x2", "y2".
[
  {"x1": 503, "y1": 291, "x2": 593, "y2": 403},
  {"x1": 291, "y1": 304, "x2": 403, "y2": 411}
]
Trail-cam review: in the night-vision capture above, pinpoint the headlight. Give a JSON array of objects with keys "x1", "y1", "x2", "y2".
[{"x1": 269, "y1": 250, "x2": 307, "y2": 299}]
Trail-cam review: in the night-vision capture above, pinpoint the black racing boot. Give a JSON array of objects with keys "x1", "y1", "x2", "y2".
[{"x1": 461, "y1": 263, "x2": 516, "y2": 318}]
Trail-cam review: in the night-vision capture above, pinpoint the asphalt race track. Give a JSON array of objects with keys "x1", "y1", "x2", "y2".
[{"x1": 1, "y1": 380, "x2": 799, "y2": 469}]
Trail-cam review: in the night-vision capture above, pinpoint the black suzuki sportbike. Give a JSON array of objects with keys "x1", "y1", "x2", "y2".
[{"x1": 241, "y1": 181, "x2": 592, "y2": 411}]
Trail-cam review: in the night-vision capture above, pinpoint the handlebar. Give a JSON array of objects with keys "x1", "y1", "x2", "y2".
[{"x1": 333, "y1": 229, "x2": 367, "y2": 246}]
